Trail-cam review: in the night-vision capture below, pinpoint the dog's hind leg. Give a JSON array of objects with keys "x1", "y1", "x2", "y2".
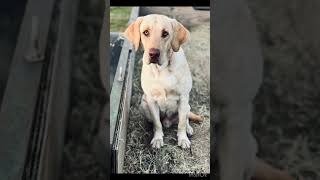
[{"x1": 188, "y1": 111, "x2": 204, "y2": 122}]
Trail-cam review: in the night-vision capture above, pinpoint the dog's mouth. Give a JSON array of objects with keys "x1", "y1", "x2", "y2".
[
  {"x1": 147, "y1": 57, "x2": 164, "y2": 67},
  {"x1": 144, "y1": 54, "x2": 168, "y2": 69},
  {"x1": 149, "y1": 57, "x2": 160, "y2": 65}
]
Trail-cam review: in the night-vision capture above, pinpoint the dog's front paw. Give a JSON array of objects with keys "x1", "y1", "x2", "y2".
[
  {"x1": 151, "y1": 132, "x2": 164, "y2": 148},
  {"x1": 177, "y1": 133, "x2": 191, "y2": 149}
]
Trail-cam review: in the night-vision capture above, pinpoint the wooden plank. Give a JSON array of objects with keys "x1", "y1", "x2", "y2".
[{"x1": 0, "y1": 0, "x2": 55, "y2": 179}]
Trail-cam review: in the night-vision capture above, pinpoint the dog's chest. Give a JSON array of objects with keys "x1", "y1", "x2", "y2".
[{"x1": 142, "y1": 69, "x2": 180, "y2": 112}]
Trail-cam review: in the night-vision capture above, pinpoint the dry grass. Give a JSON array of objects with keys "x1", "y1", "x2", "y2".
[{"x1": 123, "y1": 21, "x2": 210, "y2": 174}]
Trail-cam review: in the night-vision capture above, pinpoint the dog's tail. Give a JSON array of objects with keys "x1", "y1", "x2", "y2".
[
  {"x1": 188, "y1": 112, "x2": 204, "y2": 122},
  {"x1": 253, "y1": 158, "x2": 294, "y2": 180}
]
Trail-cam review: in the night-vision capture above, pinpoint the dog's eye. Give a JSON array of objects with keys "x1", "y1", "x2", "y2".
[
  {"x1": 162, "y1": 31, "x2": 169, "y2": 38},
  {"x1": 143, "y1": 30, "x2": 149, "y2": 37}
]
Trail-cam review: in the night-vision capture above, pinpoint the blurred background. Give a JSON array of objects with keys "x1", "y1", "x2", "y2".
[
  {"x1": 61, "y1": 0, "x2": 106, "y2": 180},
  {"x1": 248, "y1": 1, "x2": 320, "y2": 179}
]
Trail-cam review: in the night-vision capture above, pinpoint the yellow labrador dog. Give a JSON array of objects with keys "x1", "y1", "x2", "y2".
[{"x1": 124, "y1": 14, "x2": 203, "y2": 149}]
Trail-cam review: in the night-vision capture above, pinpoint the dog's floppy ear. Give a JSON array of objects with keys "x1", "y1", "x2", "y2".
[
  {"x1": 171, "y1": 19, "x2": 190, "y2": 52},
  {"x1": 124, "y1": 17, "x2": 143, "y2": 51}
]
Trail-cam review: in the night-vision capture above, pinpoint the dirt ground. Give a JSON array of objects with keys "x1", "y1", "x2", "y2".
[{"x1": 123, "y1": 7, "x2": 210, "y2": 174}]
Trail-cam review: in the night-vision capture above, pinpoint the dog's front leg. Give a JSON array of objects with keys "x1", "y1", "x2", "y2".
[
  {"x1": 145, "y1": 95, "x2": 164, "y2": 148},
  {"x1": 177, "y1": 95, "x2": 191, "y2": 148}
]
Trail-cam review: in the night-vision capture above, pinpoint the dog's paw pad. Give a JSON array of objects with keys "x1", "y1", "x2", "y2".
[{"x1": 178, "y1": 135, "x2": 191, "y2": 149}]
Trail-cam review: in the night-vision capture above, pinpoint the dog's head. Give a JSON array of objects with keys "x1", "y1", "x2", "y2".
[{"x1": 124, "y1": 14, "x2": 190, "y2": 67}]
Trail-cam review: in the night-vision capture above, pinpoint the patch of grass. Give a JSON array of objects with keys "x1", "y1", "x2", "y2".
[{"x1": 110, "y1": 7, "x2": 132, "y2": 32}]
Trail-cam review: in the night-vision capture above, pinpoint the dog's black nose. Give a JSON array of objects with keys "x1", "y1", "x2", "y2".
[{"x1": 149, "y1": 48, "x2": 160, "y2": 63}]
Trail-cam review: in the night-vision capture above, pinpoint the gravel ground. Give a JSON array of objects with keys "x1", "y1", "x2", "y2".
[{"x1": 123, "y1": 7, "x2": 210, "y2": 174}]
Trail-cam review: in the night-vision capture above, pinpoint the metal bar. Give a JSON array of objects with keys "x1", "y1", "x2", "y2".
[
  {"x1": 116, "y1": 47, "x2": 136, "y2": 173},
  {"x1": 110, "y1": 38, "x2": 131, "y2": 145},
  {"x1": 128, "y1": 7, "x2": 140, "y2": 24}
]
